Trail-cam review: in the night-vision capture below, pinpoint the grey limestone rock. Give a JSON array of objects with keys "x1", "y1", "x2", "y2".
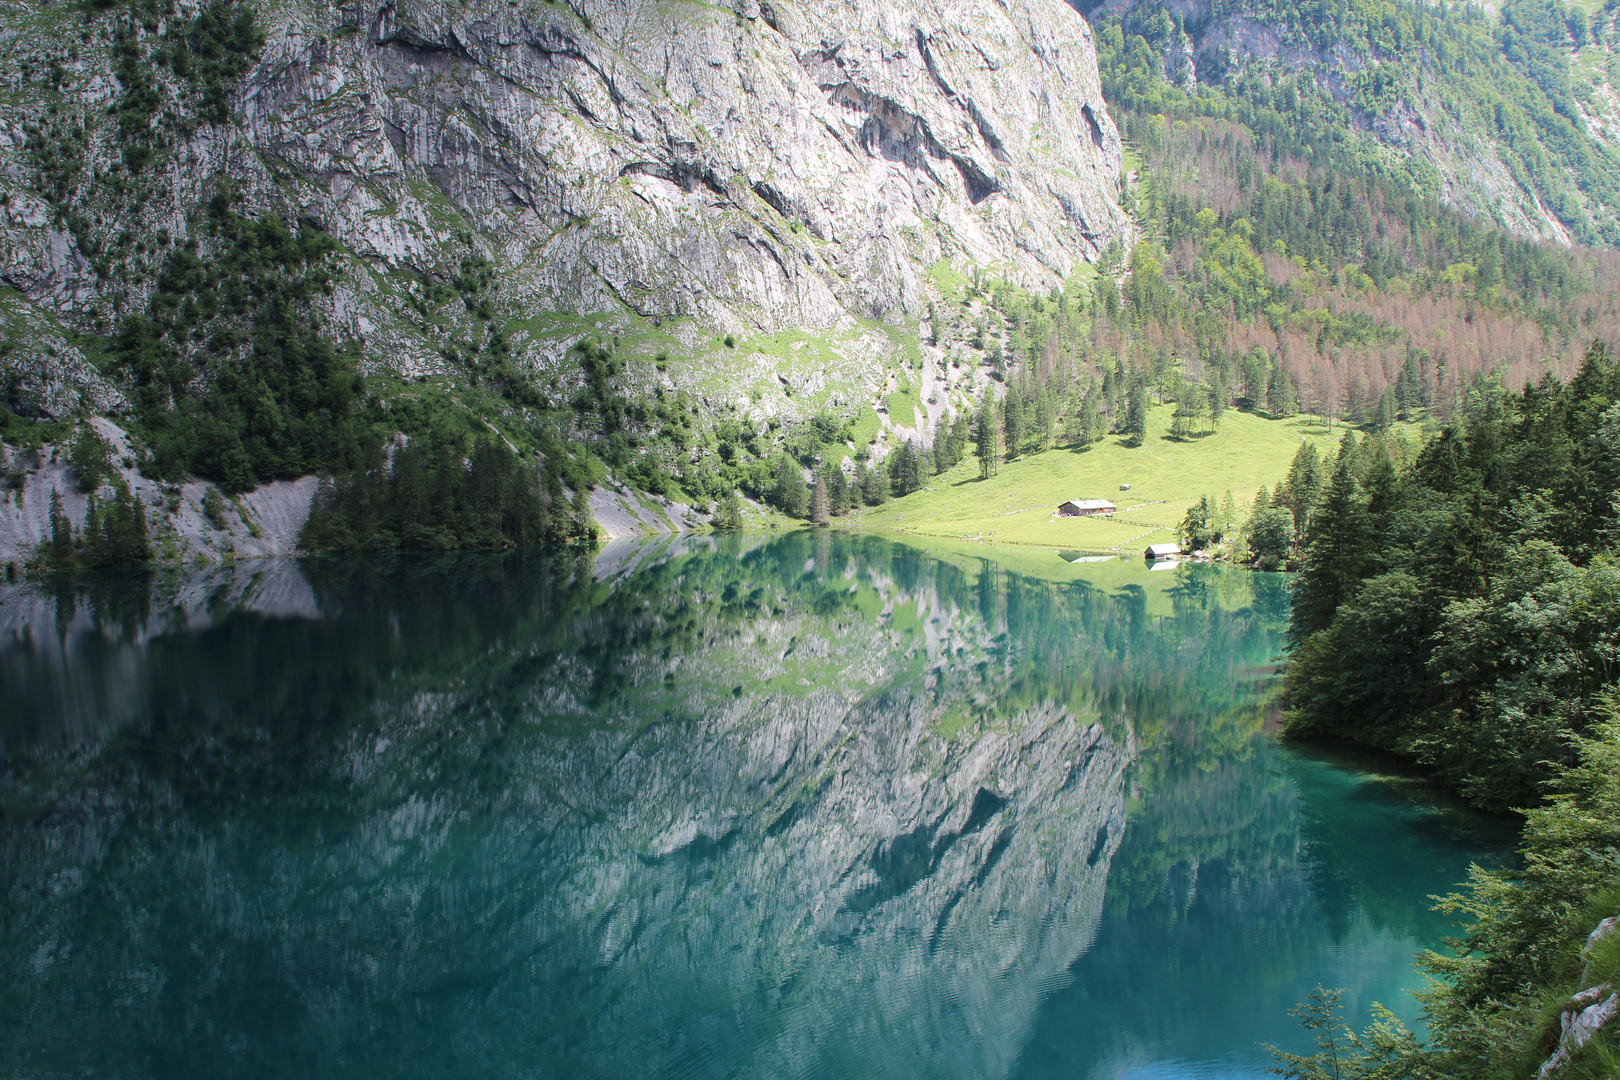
[
  {"x1": 0, "y1": 0, "x2": 1127, "y2": 387},
  {"x1": 0, "y1": 419, "x2": 314, "y2": 565},
  {"x1": 0, "y1": 294, "x2": 130, "y2": 421}
]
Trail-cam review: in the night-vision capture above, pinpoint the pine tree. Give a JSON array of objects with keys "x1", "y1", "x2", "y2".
[
  {"x1": 1033, "y1": 389, "x2": 1055, "y2": 451},
  {"x1": 888, "y1": 441, "x2": 922, "y2": 497},
  {"x1": 931, "y1": 414, "x2": 957, "y2": 471},
  {"x1": 948, "y1": 411, "x2": 973, "y2": 466},
  {"x1": 570, "y1": 486, "x2": 595, "y2": 541},
  {"x1": 771, "y1": 455, "x2": 807, "y2": 518},
  {"x1": 89, "y1": 487, "x2": 150, "y2": 568},
  {"x1": 1170, "y1": 383, "x2": 1205, "y2": 439},
  {"x1": 1123, "y1": 384, "x2": 1149, "y2": 445},
  {"x1": 48, "y1": 488, "x2": 73, "y2": 563},
  {"x1": 1003, "y1": 392, "x2": 1026, "y2": 459},
  {"x1": 1079, "y1": 393, "x2": 1101, "y2": 447},
  {"x1": 80, "y1": 494, "x2": 104, "y2": 565},
  {"x1": 1278, "y1": 442, "x2": 1323, "y2": 533},
  {"x1": 1290, "y1": 450, "x2": 1371, "y2": 642},
  {"x1": 1245, "y1": 483, "x2": 1294, "y2": 570},
  {"x1": 819, "y1": 464, "x2": 848, "y2": 515},
  {"x1": 975, "y1": 400, "x2": 1001, "y2": 479},
  {"x1": 1269, "y1": 364, "x2": 1300, "y2": 417},
  {"x1": 858, "y1": 461, "x2": 888, "y2": 505},
  {"x1": 1376, "y1": 387, "x2": 1398, "y2": 431},
  {"x1": 69, "y1": 424, "x2": 112, "y2": 493},
  {"x1": 810, "y1": 477, "x2": 830, "y2": 526}
]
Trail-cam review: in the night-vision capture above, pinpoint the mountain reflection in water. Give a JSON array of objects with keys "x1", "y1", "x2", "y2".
[{"x1": 0, "y1": 535, "x2": 1512, "y2": 1080}]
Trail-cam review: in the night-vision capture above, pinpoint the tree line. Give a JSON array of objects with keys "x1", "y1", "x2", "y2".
[
  {"x1": 300, "y1": 435, "x2": 594, "y2": 553},
  {"x1": 1269, "y1": 342, "x2": 1620, "y2": 1079}
]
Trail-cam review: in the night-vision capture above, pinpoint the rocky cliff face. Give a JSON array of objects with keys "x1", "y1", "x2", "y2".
[
  {"x1": 0, "y1": 423, "x2": 315, "y2": 567},
  {"x1": 1, "y1": 0, "x2": 1127, "y2": 412}
]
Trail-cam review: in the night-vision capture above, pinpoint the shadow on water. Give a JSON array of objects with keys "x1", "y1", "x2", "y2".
[{"x1": 0, "y1": 538, "x2": 1514, "y2": 1080}]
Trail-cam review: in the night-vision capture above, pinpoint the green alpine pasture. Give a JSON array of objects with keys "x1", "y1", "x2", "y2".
[{"x1": 851, "y1": 403, "x2": 1342, "y2": 551}]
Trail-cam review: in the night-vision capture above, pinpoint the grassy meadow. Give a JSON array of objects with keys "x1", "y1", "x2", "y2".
[{"x1": 850, "y1": 404, "x2": 1345, "y2": 551}]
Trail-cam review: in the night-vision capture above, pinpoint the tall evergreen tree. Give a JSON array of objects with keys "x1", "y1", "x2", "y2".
[
  {"x1": 1268, "y1": 364, "x2": 1300, "y2": 417},
  {"x1": 1079, "y1": 393, "x2": 1102, "y2": 447},
  {"x1": 1123, "y1": 384, "x2": 1149, "y2": 445},
  {"x1": 771, "y1": 455, "x2": 807, "y2": 518},
  {"x1": 817, "y1": 463, "x2": 848, "y2": 516},
  {"x1": 888, "y1": 441, "x2": 922, "y2": 497},
  {"x1": 858, "y1": 461, "x2": 888, "y2": 505},
  {"x1": 1179, "y1": 497, "x2": 1220, "y2": 551},
  {"x1": 975, "y1": 401, "x2": 1001, "y2": 479},
  {"x1": 809, "y1": 476, "x2": 830, "y2": 526},
  {"x1": 712, "y1": 490, "x2": 744, "y2": 531},
  {"x1": 1002, "y1": 392, "x2": 1026, "y2": 459},
  {"x1": 1277, "y1": 442, "x2": 1323, "y2": 533},
  {"x1": 1032, "y1": 388, "x2": 1056, "y2": 451},
  {"x1": 1290, "y1": 445, "x2": 1370, "y2": 642},
  {"x1": 48, "y1": 488, "x2": 73, "y2": 562}
]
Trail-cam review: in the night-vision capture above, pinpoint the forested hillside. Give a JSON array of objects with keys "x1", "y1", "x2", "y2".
[
  {"x1": 1081, "y1": 0, "x2": 1620, "y2": 245},
  {"x1": 1266, "y1": 352, "x2": 1620, "y2": 1077}
]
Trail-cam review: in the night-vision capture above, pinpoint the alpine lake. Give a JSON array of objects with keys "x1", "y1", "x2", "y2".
[{"x1": 0, "y1": 533, "x2": 1515, "y2": 1079}]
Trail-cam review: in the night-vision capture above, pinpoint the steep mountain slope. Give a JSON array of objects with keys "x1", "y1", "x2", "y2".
[
  {"x1": 1080, "y1": 0, "x2": 1620, "y2": 247},
  {"x1": 0, "y1": 0, "x2": 1125, "y2": 414}
]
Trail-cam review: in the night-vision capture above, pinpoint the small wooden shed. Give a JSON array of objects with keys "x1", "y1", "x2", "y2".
[{"x1": 1145, "y1": 542, "x2": 1182, "y2": 561}]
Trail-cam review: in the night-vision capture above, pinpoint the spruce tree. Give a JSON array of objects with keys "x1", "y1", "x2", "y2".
[
  {"x1": 48, "y1": 488, "x2": 74, "y2": 563},
  {"x1": 1269, "y1": 364, "x2": 1300, "y2": 417},
  {"x1": 975, "y1": 401, "x2": 1001, "y2": 479},
  {"x1": 1277, "y1": 442, "x2": 1323, "y2": 533},
  {"x1": 858, "y1": 461, "x2": 888, "y2": 505},
  {"x1": 1123, "y1": 384, "x2": 1149, "y2": 445},
  {"x1": 80, "y1": 494, "x2": 104, "y2": 565},
  {"x1": 1290, "y1": 451, "x2": 1370, "y2": 642},
  {"x1": 70, "y1": 425, "x2": 111, "y2": 493},
  {"x1": 1002, "y1": 392, "x2": 1026, "y2": 459},
  {"x1": 771, "y1": 455, "x2": 807, "y2": 518},
  {"x1": 1079, "y1": 393, "x2": 1101, "y2": 447},
  {"x1": 819, "y1": 464, "x2": 848, "y2": 515},
  {"x1": 810, "y1": 477, "x2": 830, "y2": 526},
  {"x1": 1179, "y1": 497, "x2": 1219, "y2": 551},
  {"x1": 931, "y1": 415, "x2": 957, "y2": 471},
  {"x1": 1033, "y1": 389, "x2": 1055, "y2": 451}
]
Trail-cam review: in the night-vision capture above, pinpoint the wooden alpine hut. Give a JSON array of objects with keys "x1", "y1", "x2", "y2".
[{"x1": 1058, "y1": 499, "x2": 1117, "y2": 518}]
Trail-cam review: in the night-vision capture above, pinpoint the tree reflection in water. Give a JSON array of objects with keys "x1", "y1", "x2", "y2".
[{"x1": 0, "y1": 536, "x2": 1511, "y2": 1080}]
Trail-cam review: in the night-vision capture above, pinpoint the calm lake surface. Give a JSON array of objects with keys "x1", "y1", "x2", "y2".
[{"x1": 0, "y1": 534, "x2": 1513, "y2": 1079}]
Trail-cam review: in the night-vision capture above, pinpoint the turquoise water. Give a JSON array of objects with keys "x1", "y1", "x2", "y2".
[{"x1": 0, "y1": 535, "x2": 1513, "y2": 1079}]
